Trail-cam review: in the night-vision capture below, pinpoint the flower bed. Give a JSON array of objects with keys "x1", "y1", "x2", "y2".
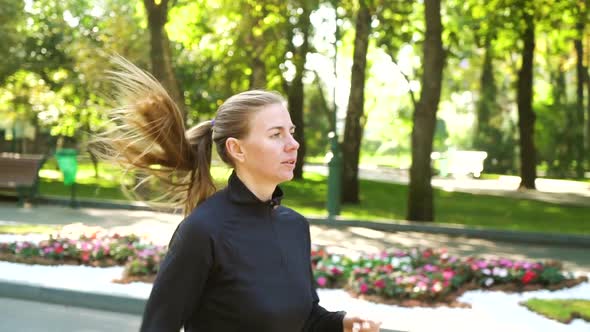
[
  {"x1": 1, "y1": 233, "x2": 587, "y2": 307},
  {"x1": 311, "y1": 246, "x2": 588, "y2": 307},
  {"x1": 0, "y1": 232, "x2": 165, "y2": 281}
]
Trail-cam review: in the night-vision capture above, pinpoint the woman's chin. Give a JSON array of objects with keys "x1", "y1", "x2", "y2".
[{"x1": 277, "y1": 171, "x2": 294, "y2": 183}]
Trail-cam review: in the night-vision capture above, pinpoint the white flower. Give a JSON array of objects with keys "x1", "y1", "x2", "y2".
[
  {"x1": 432, "y1": 282, "x2": 442, "y2": 292},
  {"x1": 485, "y1": 278, "x2": 494, "y2": 287},
  {"x1": 331, "y1": 255, "x2": 341, "y2": 263},
  {"x1": 400, "y1": 257, "x2": 412, "y2": 264},
  {"x1": 493, "y1": 267, "x2": 508, "y2": 278},
  {"x1": 390, "y1": 257, "x2": 400, "y2": 267},
  {"x1": 482, "y1": 268, "x2": 491, "y2": 275}
]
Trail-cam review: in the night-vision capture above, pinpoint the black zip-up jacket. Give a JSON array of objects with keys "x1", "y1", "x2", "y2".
[{"x1": 139, "y1": 171, "x2": 346, "y2": 331}]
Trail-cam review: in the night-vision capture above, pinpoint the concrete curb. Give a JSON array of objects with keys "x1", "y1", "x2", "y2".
[
  {"x1": 0, "y1": 280, "x2": 146, "y2": 315},
  {"x1": 0, "y1": 280, "x2": 403, "y2": 332},
  {"x1": 36, "y1": 196, "x2": 590, "y2": 249}
]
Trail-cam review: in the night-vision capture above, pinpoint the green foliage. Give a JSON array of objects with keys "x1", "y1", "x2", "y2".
[
  {"x1": 535, "y1": 102, "x2": 580, "y2": 177},
  {"x1": 0, "y1": 0, "x2": 587, "y2": 189},
  {"x1": 0, "y1": 0, "x2": 25, "y2": 82},
  {"x1": 303, "y1": 82, "x2": 331, "y2": 157},
  {"x1": 521, "y1": 299, "x2": 590, "y2": 324}
]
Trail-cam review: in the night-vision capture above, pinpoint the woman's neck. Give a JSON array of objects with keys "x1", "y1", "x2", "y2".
[{"x1": 234, "y1": 169, "x2": 275, "y2": 202}]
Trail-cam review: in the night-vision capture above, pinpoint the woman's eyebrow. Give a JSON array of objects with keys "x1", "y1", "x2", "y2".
[{"x1": 266, "y1": 125, "x2": 296, "y2": 132}]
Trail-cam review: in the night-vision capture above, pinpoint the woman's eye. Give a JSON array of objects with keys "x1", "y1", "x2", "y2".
[{"x1": 271, "y1": 132, "x2": 281, "y2": 138}]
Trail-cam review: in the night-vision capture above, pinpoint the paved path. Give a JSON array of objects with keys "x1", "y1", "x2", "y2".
[
  {"x1": 0, "y1": 297, "x2": 141, "y2": 332},
  {"x1": 304, "y1": 165, "x2": 590, "y2": 207},
  {"x1": 2, "y1": 202, "x2": 588, "y2": 273}
]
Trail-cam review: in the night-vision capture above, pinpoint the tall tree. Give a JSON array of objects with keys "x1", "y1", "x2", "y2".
[
  {"x1": 143, "y1": 0, "x2": 185, "y2": 117},
  {"x1": 574, "y1": 0, "x2": 588, "y2": 177},
  {"x1": 283, "y1": 0, "x2": 314, "y2": 179},
  {"x1": 468, "y1": 0, "x2": 515, "y2": 173},
  {"x1": 516, "y1": 4, "x2": 537, "y2": 189},
  {"x1": 0, "y1": 0, "x2": 25, "y2": 83},
  {"x1": 406, "y1": 0, "x2": 445, "y2": 221},
  {"x1": 341, "y1": 0, "x2": 372, "y2": 203}
]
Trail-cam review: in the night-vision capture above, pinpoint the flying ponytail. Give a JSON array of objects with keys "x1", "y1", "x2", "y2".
[{"x1": 91, "y1": 56, "x2": 215, "y2": 215}]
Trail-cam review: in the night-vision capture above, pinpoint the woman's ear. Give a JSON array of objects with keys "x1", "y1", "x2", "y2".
[{"x1": 225, "y1": 137, "x2": 245, "y2": 163}]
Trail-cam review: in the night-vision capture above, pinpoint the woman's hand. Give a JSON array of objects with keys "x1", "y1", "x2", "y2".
[{"x1": 343, "y1": 314, "x2": 381, "y2": 332}]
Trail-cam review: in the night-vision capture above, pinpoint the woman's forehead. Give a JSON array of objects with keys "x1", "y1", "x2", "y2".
[{"x1": 253, "y1": 104, "x2": 293, "y2": 129}]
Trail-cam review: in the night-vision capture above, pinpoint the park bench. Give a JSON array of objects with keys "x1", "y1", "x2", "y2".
[
  {"x1": 0, "y1": 153, "x2": 46, "y2": 206},
  {"x1": 431, "y1": 150, "x2": 488, "y2": 178}
]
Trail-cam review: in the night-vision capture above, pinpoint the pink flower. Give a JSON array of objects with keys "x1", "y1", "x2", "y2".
[
  {"x1": 423, "y1": 264, "x2": 438, "y2": 272},
  {"x1": 477, "y1": 261, "x2": 488, "y2": 269},
  {"x1": 443, "y1": 270, "x2": 454, "y2": 280},
  {"x1": 360, "y1": 283, "x2": 369, "y2": 294},
  {"x1": 81, "y1": 251, "x2": 90, "y2": 262},
  {"x1": 317, "y1": 277, "x2": 327, "y2": 287},
  {"x1": 374, "y1": 279, "x2": 386, "y2": 289}
]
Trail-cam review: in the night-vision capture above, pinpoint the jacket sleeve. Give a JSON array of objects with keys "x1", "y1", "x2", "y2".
[
  {"x1": 302, "y1": 220, "x2": 346, "y2": 332},
  {"x1": 140, "y1": 218, "x2": 213, "y2": 332}
]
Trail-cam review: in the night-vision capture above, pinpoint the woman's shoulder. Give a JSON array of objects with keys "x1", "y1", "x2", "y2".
[
  {"x1": 181, "y1": 190, "x2": 228, "y2": 235},
  {"x1": 276, "y1": 205, "x2": 309, "y2": 227}
]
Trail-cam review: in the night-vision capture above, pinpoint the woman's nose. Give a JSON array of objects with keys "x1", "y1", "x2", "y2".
[{"x1": 287, "y1": 134, "x2": 300, "y2": 151}]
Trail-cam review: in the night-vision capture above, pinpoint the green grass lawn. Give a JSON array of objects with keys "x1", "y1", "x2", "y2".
[
  {"x1": 521, "y1": 299, "x2": 590, "y2": 324},
  {"x1": 0, "y1": 224, "x2": 61, "y2": 234},
  {"x1": 33, "y1": 161, "x2": 590, "y2": 235},
  {"x1": 280, "y1": 173, "x2": 590, "y2": 235}
]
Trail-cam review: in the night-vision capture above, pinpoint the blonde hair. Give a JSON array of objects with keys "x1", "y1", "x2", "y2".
[{"x1": 92, "y1": 56, "x2": 285, "y2": 215}]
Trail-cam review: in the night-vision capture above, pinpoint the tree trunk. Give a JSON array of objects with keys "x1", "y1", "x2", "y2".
[
  {"x1": 288, "y1": 5, "x2": 311, "y2": 180},
  {"x1": 249, "y1": 57, "x2": 267, "y2": 89},
  {"x1": 474, "y1": 32, "x2": 499, "y2": 174},
  {"x1": 587, "y1": 68, "x2": 590, "y2": 171},
  {"x1": 575, "y1": 1, "x2": 587, "y2": 177},
  {"x1": 517, "y1": 11, "x2": 536, "y2": 189},
  {"x1": 474, "y1": 34, "x2": 495, "y2": 149},
  {"x1": 245, "y1": 5, "x2": 267, "y2": 90},
  {"x1": 551, "y1": 58, "x2": 571, "y2": 175},
  {"x1": 406, "y1": 0, "x2": 445, "y2": 221},
  {"x1": 575, "y1": 36, "x2": 585, "y2": 178},
  {"x1": 341, "y1": 0, "x2": 371, "y2": 203},
  {"x1": 143, "y1": 0, "x2": 185, "y2": 119}
]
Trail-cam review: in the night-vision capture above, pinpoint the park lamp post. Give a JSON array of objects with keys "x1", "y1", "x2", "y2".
[
  {"x1": 326, "y1": 1, "x2": 341, "y2": 221},
  {"x1": 326, "y1": 131, "x2": 341, "y2": 219}
]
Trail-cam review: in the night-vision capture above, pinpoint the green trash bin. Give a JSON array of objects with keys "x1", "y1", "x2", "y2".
[{"x1": 55, "y1": 148, "x2": 78, "y2": 207}]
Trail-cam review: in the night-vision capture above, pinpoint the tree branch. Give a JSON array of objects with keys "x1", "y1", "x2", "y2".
[
  {"x1": 312, "y1": 70, "x2": 336, "y2": 133},
  {"x1": 393, "y1": 60, "x2": 418, "y2": 111}
]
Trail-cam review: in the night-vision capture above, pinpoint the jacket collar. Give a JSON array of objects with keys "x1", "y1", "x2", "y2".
[{"x1": 227, "y1": 171, "x2": 283, "y2": 209}]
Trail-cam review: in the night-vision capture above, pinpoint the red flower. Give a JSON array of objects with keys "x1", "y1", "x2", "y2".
[
  {"x1": 360, "y1": 283, "x2": 369, "y2": 294},
  {"x1": 382, "y1": 264, "x2": 393, "y2": 273},
  {"x1": 374, "y1": 279, "x2": 386, "y2": 289},
  {"x1": 522, "y1": 270, "x2": 536, "y2": 284},
  {"x1": 54, "y1": 246, "x2": 64, "y2": 254},
  {"x1": 81, "y1": 251, "x2": 90, "y2": 262}
]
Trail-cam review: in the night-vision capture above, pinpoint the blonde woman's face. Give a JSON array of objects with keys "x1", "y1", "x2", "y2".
[{"x1": 239, "y1": 103, "x2": 299, "y2": 185}]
